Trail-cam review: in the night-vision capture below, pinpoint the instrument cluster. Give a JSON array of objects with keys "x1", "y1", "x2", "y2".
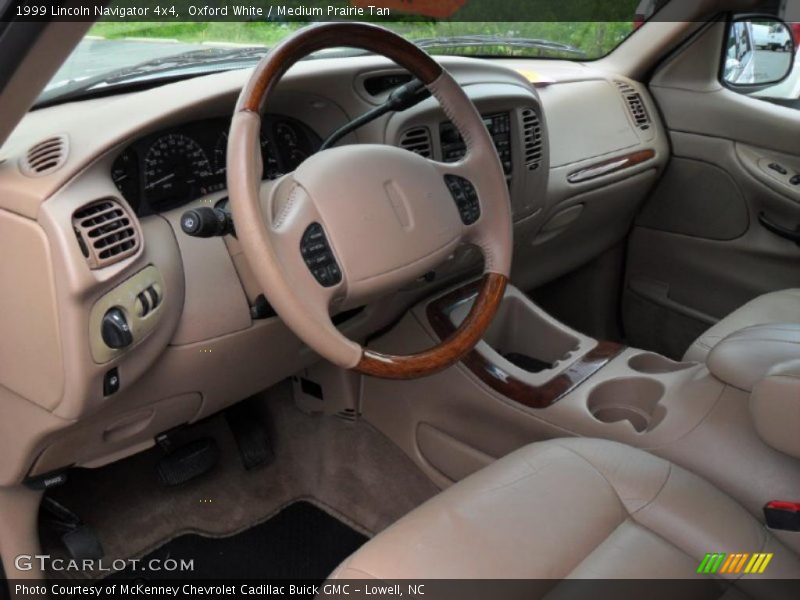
[{"x1": 111, "y1": 115, "x2": 320, "y2": 214}]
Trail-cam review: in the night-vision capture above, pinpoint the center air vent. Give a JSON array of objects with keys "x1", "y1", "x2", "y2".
[
  {"x1": 614, "y1": 81, "x2": 651, "y2": 131},
  {"x1": 398, "y1": 126, "x2": 432, "y2": 158},
  {"x1": 72, "y1": 199, "x2": 140, "y2": 269},
  {"x1": 20, "y1": 135, "x2": 69, "y2": 177},
  {"x1": 520, "y1": 108, "x2": 544, "y2": 170}
]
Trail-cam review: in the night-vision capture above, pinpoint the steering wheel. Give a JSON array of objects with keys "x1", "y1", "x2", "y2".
[{"x1": 228, "y1": 22, "x2": 512, "y2": 380}]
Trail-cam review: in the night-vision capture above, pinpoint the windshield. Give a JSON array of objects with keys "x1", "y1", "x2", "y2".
[{"x1": 43, "y1": 20, "x2": 638, "y2": 104}]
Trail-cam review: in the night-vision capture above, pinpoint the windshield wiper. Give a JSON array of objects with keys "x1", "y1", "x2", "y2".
[
  {"x1": 414, "y1": 35, "x2": 586, "y2": 57},
  {"x1": 35, "y1": 46, "x2": 269, "y2": 108}
]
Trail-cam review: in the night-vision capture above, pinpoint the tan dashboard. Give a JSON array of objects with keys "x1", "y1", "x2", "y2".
[{"x1": 0, "y1": 54, "x2": 667, "y2": 486}]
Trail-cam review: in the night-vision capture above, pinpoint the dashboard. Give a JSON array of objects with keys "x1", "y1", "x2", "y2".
[
  {"x1": 110, "y1": 115, "x2": 321, "y2": 215},
  {"x1": 0, "y1": 54, "x2": 668, "y2": 487}
]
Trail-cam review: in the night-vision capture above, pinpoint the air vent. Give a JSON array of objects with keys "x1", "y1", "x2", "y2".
[
  {"x1": 20, "y1": 135, "x2": 68, "y2": 177},
  {"x1": 614, "y1": 81, "x2": 651, "y2": 131},
  {"x1": 398, "y1": 126, "x2": 432, "y2": 158},
  {"x1": 520, "y1": 108, "x2": 544, "y2": 170},
  {"x1": 72, "y1": 199, "x2": 140, "y2": 269},
  {"x1": 364, "y1": 73, "x2": 412, "y2": 96}
]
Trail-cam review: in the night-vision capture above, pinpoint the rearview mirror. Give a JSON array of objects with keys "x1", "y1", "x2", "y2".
[{"x1": 723, "y1": 17, "x2": 796, "y2": 87}]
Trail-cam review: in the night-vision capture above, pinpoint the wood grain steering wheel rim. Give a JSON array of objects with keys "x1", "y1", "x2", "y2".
[{"x1": 228, "y1": 22, "x2": 512, "y2": 379}]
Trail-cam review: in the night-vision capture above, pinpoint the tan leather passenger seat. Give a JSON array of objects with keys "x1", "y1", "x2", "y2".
[
  {"x1": 684, "y1": 289, "x2": 800, "y2": 362},
  {"x1": 330, "y1": 439, "x2": 800, "y2": 580}
]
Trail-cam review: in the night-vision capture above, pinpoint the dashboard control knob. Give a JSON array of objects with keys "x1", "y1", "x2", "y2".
[{"x1": 101, "y1": 307, "x2": 133, "y2": 349}]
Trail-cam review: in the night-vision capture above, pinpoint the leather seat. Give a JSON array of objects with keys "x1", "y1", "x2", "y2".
[
  {"x1": 684, "y1": 289, "x2": 800, "y2": 362},
  {"x1": 330, "y1": 438, "x2": 800, "y2": 580}
]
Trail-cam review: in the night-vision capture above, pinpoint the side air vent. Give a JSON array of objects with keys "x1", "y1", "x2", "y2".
[
  {"x1": 398, "y1": 126, "x2": 432, "y2": 158},
  {"x1": 614, "y1": 81, "x2": 651, "y2": 131},
  {"x1": 72, "y1": 199, "x2": 140, "y2": 269},
  {"x1": 20, "y1": 135, "x2": 69, "y2": 177},
  {"x1": 520, "y1": 108, "x2": 544, "y2": 170}
]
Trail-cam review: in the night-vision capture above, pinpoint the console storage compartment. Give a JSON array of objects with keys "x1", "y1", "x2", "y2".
[
  {"x1": 475, "y1": 294, "x2": 580, "y2": 372},
  {"x1": 447, "y1": 284, "x2": 596, "y2": 387}
]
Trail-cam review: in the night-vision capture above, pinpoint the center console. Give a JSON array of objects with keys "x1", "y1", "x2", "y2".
[{"x1": 353, "y1": 279, "x2": 800, "y2": 539}]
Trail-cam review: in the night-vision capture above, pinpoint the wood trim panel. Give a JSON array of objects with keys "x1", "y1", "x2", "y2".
[
  {"x1": 426, "y1": 281, "x2": 625, "y2": 408},
  {"x1": 567, "y1": 149, "x2": 655, "y2": 184},
  {"x1": 356, "y1": 273, "x2": 507, "y2": 380},
  {"x1": 237, "y1": 22, "x2": 443, "y2": 113}
]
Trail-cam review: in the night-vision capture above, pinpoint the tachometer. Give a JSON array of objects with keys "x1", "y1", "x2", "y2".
[{"x1": 143, "y1": 133, "x2": 212, "y2": 207}]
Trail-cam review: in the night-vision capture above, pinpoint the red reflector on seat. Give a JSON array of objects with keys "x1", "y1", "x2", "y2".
[
  {"x1": 765, "y1": 501, "x2": 800, "y2": 531},
  {"x1": 766, "y1": 501, "x2": 800, "y2": 512}
]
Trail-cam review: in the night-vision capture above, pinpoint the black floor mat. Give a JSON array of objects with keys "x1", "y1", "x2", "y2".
[{"x1": 113, "y1": 501, "x2": 367, "y2": 581}]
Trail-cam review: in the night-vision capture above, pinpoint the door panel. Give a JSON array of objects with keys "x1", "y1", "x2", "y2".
[{"x1": 624, "y1": 22, "x2": 800, "y2": 358}]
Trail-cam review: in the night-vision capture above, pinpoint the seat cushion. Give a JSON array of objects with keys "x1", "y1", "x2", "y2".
[
  {"x1": 330, "y1": 439, "x2": 800, "y2": 581},
  {"x1": 684, "y1": 289, "x2": 800, "y2": 363}
]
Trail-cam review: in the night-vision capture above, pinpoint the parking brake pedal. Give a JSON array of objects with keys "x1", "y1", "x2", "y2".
[
  {"x1": 225, "y1": 400, "x2": 273, "y2": 470},
  {"x1": 41, "y1": 497, "x2": 104, "y2": 560},
  {"x1": 156, "y1": 437, "x2": 220, "y2": 486}
]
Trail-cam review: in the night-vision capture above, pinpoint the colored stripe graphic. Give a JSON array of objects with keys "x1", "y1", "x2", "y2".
[
  {"x1": 699, "y1": 552, "x2": 773, "y2": 574},
  {"x1": 698, "y1": 553, "x2": 726, "y2": 573},
  {"x1": 744, "y1": 553, "x2": 774, "y2": 574}
]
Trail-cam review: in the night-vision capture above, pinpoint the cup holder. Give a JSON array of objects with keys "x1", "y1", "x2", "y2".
[
  {"x1": 587, "y1": 377, "x2": 665, "y2": 433},
  {"x1": 628, "y1": 352, "x2": 694, "y2": 374}
]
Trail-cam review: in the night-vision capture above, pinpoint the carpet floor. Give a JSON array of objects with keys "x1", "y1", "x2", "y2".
[{"x1": 41, "y1": 380, "x2": 438, "y2": 579}]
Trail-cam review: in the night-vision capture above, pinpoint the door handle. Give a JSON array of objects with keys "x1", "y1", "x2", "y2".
[{"x1": 758, "y1": 212, "x2": 800, "y2": 246}]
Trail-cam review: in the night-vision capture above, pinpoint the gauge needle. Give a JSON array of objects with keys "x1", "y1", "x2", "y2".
[{"x1": 145, "y1": 172, "x2": 176, "y2": 190}]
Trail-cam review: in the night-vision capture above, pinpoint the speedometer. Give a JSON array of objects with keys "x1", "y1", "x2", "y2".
[{"x1": 143, "y1": 134, "x2": 212, "y2": 207}]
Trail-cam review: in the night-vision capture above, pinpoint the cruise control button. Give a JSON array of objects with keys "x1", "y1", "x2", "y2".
[
  {"x1": 300, "y1": 222, "x2": 342, "y2": 287},
  {"x1": 444, "y1": 175, "x2": 481, "y2": 225},
  {"x1": 327, "y1": 263, "x2": 342, "y2": 283}
]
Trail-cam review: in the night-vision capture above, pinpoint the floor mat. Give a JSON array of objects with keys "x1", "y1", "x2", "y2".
[
  {"x1": 115, "y1": 501, "x2": 367, "y2": 581},
  {"x1": 42, "y1": 381, "x2": 438, "y2": 579}
]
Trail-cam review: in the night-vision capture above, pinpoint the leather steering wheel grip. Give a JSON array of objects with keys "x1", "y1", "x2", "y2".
[{"x1": 228, "y1": 22, "x2": 512, "y2": 379}]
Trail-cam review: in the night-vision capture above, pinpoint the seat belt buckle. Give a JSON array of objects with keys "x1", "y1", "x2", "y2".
[{"x1": 764, "y1": 501, "x2": 800, "y2": 531}]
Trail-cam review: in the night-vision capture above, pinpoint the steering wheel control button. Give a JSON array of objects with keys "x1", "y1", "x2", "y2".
[
  {"x1": 301, "y1": 223, "x2": 342, "y2": 287},
  {"x1": 103, "y1": 367, "x2": 121, "y2": 396},
  {"x1": 101, "y1": 307, "x2": 133, "y2": 349},
  {"x1": 444, "y1": 175, "x2": 481, "y2": 225}
]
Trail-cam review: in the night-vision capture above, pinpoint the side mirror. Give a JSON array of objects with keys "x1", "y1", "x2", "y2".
[{"x1": 723, "y1": 16, "x2": 796, "y2": 88}]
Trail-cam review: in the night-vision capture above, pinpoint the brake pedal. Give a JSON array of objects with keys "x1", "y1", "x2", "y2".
[
  {"x1": 156, "y1": 438, "x2": 220, "y2": 486},
  {"x1": 41, "y1": 497, "x2": 104, "y2": 560},
  {"x1": 225, "y1": 400, "x2": 273, "y2": 470}
]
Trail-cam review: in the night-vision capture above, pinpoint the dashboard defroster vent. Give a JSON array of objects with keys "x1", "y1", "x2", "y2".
[
  {"x1": 72, "y1": 199, "x2": 140, "y2": 269},
  {"x1": 520, "y1": 108, "x2": 543, "y2": 170},
  {"x1": 615, "y1": 81, "x2": 651, "y2": 131},
  {"x1": 20, "y1": 135, "x2": 69, "y2": 177},
  {"x1": 399, "y1": 126, "x2": 432, "y2": 158}
]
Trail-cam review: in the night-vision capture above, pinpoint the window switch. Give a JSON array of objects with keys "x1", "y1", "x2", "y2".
[
  {"x1": 790, "y1": 174, "x2": 800, "y2": 186},
  {"x1": 769, "y1": 162, "x2": 788, "y2": 175}
]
